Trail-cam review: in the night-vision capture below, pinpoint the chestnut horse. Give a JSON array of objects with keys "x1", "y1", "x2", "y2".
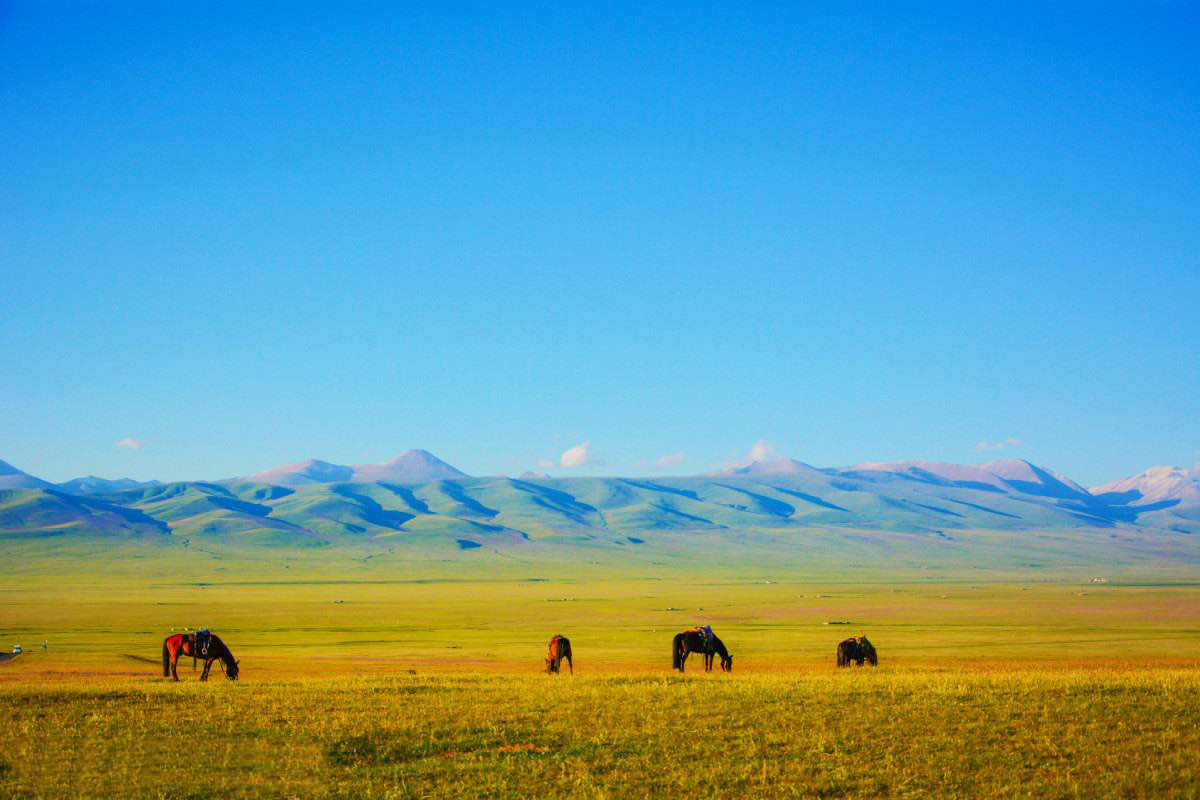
[
  {"x1": 673, "y1": 629, "x2": 732, "y2": 672},
  {"x1": 545, "y1": 634, "x2": 573, "y2": 674},
  {"x1": 162, "y1": 631, "x2": 239, "y2": 681}
]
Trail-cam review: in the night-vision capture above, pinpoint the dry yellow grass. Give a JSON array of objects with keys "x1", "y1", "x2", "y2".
[{"x1": 2, "y1": 668, "x2": 1199, "y2": 798}]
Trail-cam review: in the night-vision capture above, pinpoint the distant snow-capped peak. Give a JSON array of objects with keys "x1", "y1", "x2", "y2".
[{"x1": 1092, "y1": 465, "x2": 1199, "y2": 505}]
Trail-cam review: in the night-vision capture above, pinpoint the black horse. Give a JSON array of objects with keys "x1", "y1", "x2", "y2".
[
  {"x1": 836, "y1": 635, "x2": 878, "y2": 667},
  {"x1": 673, "y1": 629, "x2": 733, "y2": 672}
]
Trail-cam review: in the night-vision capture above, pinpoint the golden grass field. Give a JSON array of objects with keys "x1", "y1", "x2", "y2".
[{"x1": 2, "y1": 555, "x2": 1200, "y2": 798}]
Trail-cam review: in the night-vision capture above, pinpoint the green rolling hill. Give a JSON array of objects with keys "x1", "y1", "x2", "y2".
[{"x1": 0, "y1": 488, "x2": 166, "y2": 538}]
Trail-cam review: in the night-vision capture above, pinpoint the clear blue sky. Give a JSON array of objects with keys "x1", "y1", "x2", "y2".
[{"x1": 2, "y1": 3, "x2": 1197, "y2": 486}]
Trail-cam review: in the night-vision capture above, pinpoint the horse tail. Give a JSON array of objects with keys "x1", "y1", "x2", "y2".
[
  {"x1": 672, "y1": 633, "x2": 682, "y2": 670},
  {"x1": 162, "y1": 637, "x2": 170, "y2": 676}
]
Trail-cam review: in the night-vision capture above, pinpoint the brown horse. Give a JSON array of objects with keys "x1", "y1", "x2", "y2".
[
  {"x1": 836, "y1": 635, "x2": 878, "y2": 667},
  {"x1": 162, "y1": 631, "x2": 239, "y2": 681},
  {"x1": 545, "y1": 635, "x2": 573, "y2": 674},
  {"x1": 673, "y1": 628, "x2": 733, "y2": 672}
]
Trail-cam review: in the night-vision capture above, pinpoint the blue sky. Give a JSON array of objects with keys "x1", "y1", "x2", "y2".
[{"x1": 2, "y1": 3, "x2": 1197, "y2": 486}]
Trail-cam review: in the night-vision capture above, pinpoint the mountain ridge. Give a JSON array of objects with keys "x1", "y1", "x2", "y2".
[
  {"x1": 245, "y1": 449, "x2": 467, "y2": 486},
  {"x1": 6, "y1": 452, "x2": 1196, "y2": 503},
  {"x1": 56, "y1": 476, "x2": 160, "y2": 494},
  {"x1": 2, "y1": 453, "x2": 1198, "y2": 548},
  {"x1": 0, "y1": 458, "x2": 53, "y2": 490}
]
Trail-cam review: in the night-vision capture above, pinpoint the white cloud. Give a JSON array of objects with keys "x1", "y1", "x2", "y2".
[
  {"x1": 974, "y1": 437, "x2": 1021, "y2": 452},
  {"x1": 560, "y1": 441, "x2": 592, "y2": 469},
  {"x1": 722, "y1": 439, "x2": 781, "y2": 471},
  {"x1": 746, "y1": 439, "x2": 777, "y2": 463},
  {"x1": 654, "y1": 452, "x2": 686, "y2": 470},
  {"x1": 115, "y1": 437, "x2": 142, "y2": 450}
]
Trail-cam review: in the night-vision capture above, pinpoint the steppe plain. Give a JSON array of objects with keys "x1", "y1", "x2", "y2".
[{"x1": 2, "y1": 540, "x2": 1199, "y2": 798}]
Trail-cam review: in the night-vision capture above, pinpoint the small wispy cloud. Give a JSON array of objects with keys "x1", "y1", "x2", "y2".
[
  {"x1": 723, "y1": 439, "x2": 780, "y2": 470},
  {"x1": 746, "y1": 439, "x2": 777, "y2": 463},
  {"x1": 115, "y1": 437, "x2": 142, "y2": 450},
  {"x1": 560, "y1": 441, "x2": 592, "y2": 469},
  {"x1": 537, "y1": 458, "x2": 554, "y2": 469},
  {"x1": 974, "y1": 437, "x2": 1021, "y2": 452},
  {"x1": 654, "y1": 452, "x2": 686, "y2": 470}
]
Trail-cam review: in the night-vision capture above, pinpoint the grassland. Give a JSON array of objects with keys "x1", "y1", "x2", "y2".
[
  {"x1": 5, "y1": 669, "x2": 1200, "y2": 798},
  {"x1": 2, "y1": 547, "x2": 1199, "y2": 797}
]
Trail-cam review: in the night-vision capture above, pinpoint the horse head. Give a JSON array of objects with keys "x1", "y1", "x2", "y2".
[
  {"x1": 721, "y1": 653, "x2": 733, "y2": 672},
  {"x1": 224, "y1": 657, "x2": 240, "y2": 680}
]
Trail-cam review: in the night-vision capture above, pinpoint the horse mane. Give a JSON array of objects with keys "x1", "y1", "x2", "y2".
[
  {"x1": 709, "y1": 635, "x2": 729, "y2": 658},
  {"x1": 210, "y1": 635, "x2": 238, "y2": 677}
]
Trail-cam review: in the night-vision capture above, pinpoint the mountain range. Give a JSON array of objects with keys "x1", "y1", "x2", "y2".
[{"x1": 1, "y1": 452, "x2": 1197, "y2": 550}]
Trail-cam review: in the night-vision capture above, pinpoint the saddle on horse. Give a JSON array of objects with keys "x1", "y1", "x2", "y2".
[{"x1": 195, "y1": 630, "x2": 213, "y2": 658}]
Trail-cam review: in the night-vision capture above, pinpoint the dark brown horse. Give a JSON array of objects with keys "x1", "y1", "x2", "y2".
[
  {"x1": 162, "y1": 631, "x2": 239, "y2": 681},
  {"x1": 836, "y1": 635, "x2": 878, "y2": 667},
  {"x1": 673, "y1": 628, "x2": 732, "y2": 672},
  {"x1": 545, "y1": 634, "x2": 573, "y2": 674}
]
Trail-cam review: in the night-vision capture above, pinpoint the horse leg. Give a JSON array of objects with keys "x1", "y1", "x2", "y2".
[
  {"x1": 200, "y1": 659, "x2": 211, "y2": 681},
  {"x1": 169, "y1": 647, "x2": 180, "y2": 681},
  {"x1": 566, "y1": 652, "x2": 572, "y2": 675}
]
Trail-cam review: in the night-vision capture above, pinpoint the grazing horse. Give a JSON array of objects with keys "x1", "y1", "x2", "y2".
[
  {"x1": 545, "y1": 634, "x2": 573, "y2": 674},
  {"x1": 162, "y1": 631, "x2": 239, "y2": 681},
  {"x1": 673, "y1": 628, "x2": 733, "y2": 672},
  {"x1": 836, "y1": 635, "x2": 878, "y2": 667}
]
